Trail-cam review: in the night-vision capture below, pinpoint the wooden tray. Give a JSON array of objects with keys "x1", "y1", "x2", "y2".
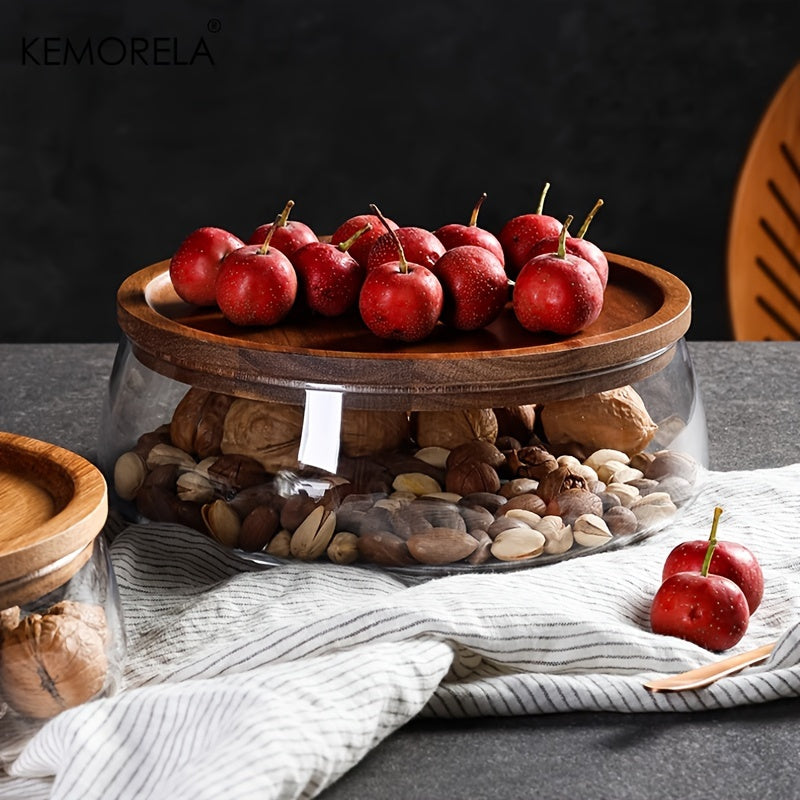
[
  {"x1": 117, "y1": 253, "x2": 692, "y2": 409},
  {"x1": 0, "y1": 433, "x2": 108, "y2": 608}
]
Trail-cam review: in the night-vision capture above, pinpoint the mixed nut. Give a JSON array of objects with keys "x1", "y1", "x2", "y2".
[{"x1": 112, "y1": 384, "x2": 699, "y2": 570}]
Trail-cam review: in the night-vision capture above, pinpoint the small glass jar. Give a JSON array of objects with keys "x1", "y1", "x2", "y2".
[
  {"x1": 0, "y1": 434, "x2": 126, "y2": 766},
  {"x1": 98, "y1": 254, "x2": 705, "y2": 575}
]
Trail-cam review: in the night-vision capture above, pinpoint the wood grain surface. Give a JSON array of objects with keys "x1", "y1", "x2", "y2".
[
  {"x1": 0, "y1": 432, "x2": 107, "y2": 607},
  {"x1": 117, "y1": 253, "x2": 691, "y2": 409}
]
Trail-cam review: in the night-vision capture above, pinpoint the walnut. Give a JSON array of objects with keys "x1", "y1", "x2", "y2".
[
  {"x1": 170, "y1": 388, "x2": 235, "y2": 459},
  {"x1": 493, "y1": 405, "x2": 536, "y2": 442},
  {"x1": 539, "y1": 386, "x2": 658, "y2": 457},
  {"x1": 220, "y1": 398, "x2": 304, "y2": 473},
  {"x1": 413, "y1": 408, "x2": 498, "y2": 449},
  {"x1": 445, "y1": 440, "x2": 505, "y2": 471},
  {"x1": 0, "y1": 602, "x2": 109, "y2": 719},
  {"x1": 339, "y1": 409, "x2": 410, "y2": 457},
  {"x1": 536, "y1": 464, "x2": 588, "y2": 504},
  {"x1": 506, "y1": 446, "x2": 558, "y2": 480},
  {"x1": 445, "y1": 461, "x2": 501, "y2": 496}
]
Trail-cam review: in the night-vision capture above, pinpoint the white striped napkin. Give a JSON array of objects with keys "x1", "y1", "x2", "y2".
[{"x1": 3, "y1": 464, "x2": 800, "y2": 799}]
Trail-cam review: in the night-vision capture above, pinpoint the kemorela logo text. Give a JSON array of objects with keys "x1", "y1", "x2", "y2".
[{"x1": 21, "y1": 25, "x2": 219, "y2": 66}]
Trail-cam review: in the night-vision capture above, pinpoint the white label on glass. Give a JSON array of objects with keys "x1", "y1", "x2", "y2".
[{"x1": 298, "y1": 389, "x2": 343, "y2": 474}]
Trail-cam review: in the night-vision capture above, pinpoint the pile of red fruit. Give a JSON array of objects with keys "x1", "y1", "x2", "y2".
[
  {"x1": 650, "y1": 507, "x2": 764, "y2": 651},
  {"x1": 168, "y1": 184, "x2": 609, "y2": 343}
]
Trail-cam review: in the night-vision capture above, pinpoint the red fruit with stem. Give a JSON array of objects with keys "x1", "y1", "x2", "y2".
[
  {"x1": 435, "y1": 245, "x2": 509, "y2": 330},
  {"x1": 216, "y1": 216, "x2": 298, "y2": 326},
  {"x1": 498, "y1": 181, "x2": 563, "y2": 277},
  {"x1": 433, "y1": 193, "x2": 505, "y2": 265},
  {"x1": 247, "y1": 200, "x2": 318, "y2": 257},
  {"x1": 512, "y1": 216, "x2": 605, "y2": 335},
  {"x1": 650, "y1": 509, "x2": 751, "y2": 652},
  {"x1": 358, "y1": 204, "x2": 444, "y2": 342},
  {"x1": 367, "y1": 224, "x2": 446, "y2": 274},
  {"x1": 524, "y1": 198, "x2": 609, "y2": 288},
  {"x1": 169, "y1": 227, "x2": 245, "y2": 306},
  {"x1": 331, "y1": 213, "x2": 399, "y2": 269},
  {"x1": 662, "y1": 506, "x2": 764, "y2": 614},
  {"x1": 291, "y1": 224, "x2": 370, "y2": 317}
]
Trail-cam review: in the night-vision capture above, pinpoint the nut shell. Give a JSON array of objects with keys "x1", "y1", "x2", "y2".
[
  {"x1": 539, "y1": 386, "x2": 658, "y2": 457},
  {"x1": 0, "y1": 605, "x2": 109, "y2": 719}
]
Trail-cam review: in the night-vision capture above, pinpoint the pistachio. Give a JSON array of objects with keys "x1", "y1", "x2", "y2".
[
  {"x1": 146, "y1": 443, "x2": 196, "y2": 471},
  {"x1": 631, "y1": 492, "x2": 677, "y2": 529},
  {"x1": 413, "y1": 446, "x2": 451, "y2": 470},
  {"x1": 374, "y1": 497, "x2": 407, "y2": 513},
  {"x1": 388, "y1": 491, "x2": 417, "y2": 503},
  {"x1": 656, "y1": 475, "x2": 694, "y2": 504},
  {"x1": 201, "y1": 499, "x2": 242, "y2": 548},
  {"x1": 629, "y1": 451, "x2": 656, "y2": 473},
  {"x1": 327, "y1": 531, "x2": 360, "y2": 565},
  {"x1": 536, "y1": 516, "x2": 574, "y2": 555},
  {"x1": 504, "y1": 509, "x2": 542, "y2": 528},
  {"x1": 422, "y1": 492, "x2": 463, "y2": 503},
  {"x1": 491, "y1": 528, "x2": 546, "y2": 561},
  {"x1": 113, "y1": 451, "x2": 147, "y2": 501},
  {"x1": 605, "y1": 482, "x2": 641, "y2": 508},
  {"x1": 583, "y1": 448, "x2": 631, "y2": 471},
  {"x1": 487, "y1": 515, "x2": 528, "y2": 540},
  {"x1": 176, "y1": 471, "x2": 215, "y2": 504},
  {"x1": 407, "y1": 528, "x2": 479, "y2": 565},
  {"x1": 392, "y1": 472, "x2": 443, "y2": 496},
  {"x1": 266, "y1": 529, "x2": 292, "y2": 558},
  {"x1": 572, "y1": 514, "x2": 613, "y2": 547},
  {"x1": 499, "y1": 478, "x2": 539, "y2": 499},
  {"x1": 290, "y1": 506, "x2": 336, "y2": 560}
]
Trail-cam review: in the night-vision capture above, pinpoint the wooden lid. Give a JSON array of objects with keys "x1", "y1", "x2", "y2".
[
  {"x1": 117, "y1": 253, "x2": 692, "y2": 409},
  {"x1": 0, "y1": 433, "x2": 108, "y2": 608}
]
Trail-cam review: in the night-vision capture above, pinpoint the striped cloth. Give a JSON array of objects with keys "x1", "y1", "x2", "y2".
[{"x1": 3, "y1": 464, "x2": 800, "y2": 799}]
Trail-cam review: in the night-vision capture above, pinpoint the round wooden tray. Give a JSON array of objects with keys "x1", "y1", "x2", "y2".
[
  {"x1": 117, "y1": 253, "x2": 692, "y2": 409},
  {"x1": 0, "y1": 433, "x2": 108, "y2": 608}
]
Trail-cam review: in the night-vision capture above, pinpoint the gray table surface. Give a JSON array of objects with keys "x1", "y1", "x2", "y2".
[{"x1": 1, "y1": 341, "x2": 799, "y2": 799}]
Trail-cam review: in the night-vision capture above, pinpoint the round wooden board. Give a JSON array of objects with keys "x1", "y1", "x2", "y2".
[
  {"x1": 0, "y1": 432, "x2": 108, "y2": 607},
  {"x1": 117, "y1": 253, "x2": 691, "y2": 409}
]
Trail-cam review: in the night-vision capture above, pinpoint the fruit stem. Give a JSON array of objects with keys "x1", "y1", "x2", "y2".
[
  {"x1": 370, "y1": 203, "x2": 409, "y2": 274},
  {"x1": 536, "y1": 181, "x2": 551, "y2": 215},
  {"x1": 576, "y1": 198, "x2": 604, "y2": 239},
  {"x1": 276, "y1": 199, "x2": 295, "y2": 228},
  {"x1": 556, "y1": 215, "x2": 573, "y2": 259},
  {"x1": 469, "y1": 192, "x2": 487, "y2": 227},
  {"x1": 258, "y1": 213, "x2": 282, "y2": 255},
  {"x1": 700, "y1": 506, "x2": 724, "y2": 577},
  {"x1": 337, "y1": 223, "x2": 372, "y2": 253}
]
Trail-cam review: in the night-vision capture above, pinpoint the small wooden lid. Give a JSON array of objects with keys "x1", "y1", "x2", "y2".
[
  {"x1": 117, "y1": 253, "x2": 691, "y2": 409},
  {"x1": 0, "y1": 433, "x2": 108, "y2": 608}
]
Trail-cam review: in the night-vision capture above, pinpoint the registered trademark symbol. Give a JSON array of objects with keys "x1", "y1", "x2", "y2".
[{"x1": 207, "y1": 18, "x2": 221, "y2": 33}]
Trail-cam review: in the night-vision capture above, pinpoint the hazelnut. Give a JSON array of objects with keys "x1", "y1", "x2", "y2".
[{"x1": 327, "y1": 532, "x2": 360, "y2": 565}]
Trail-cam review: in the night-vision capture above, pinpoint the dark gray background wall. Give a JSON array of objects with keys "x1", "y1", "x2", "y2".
[{"x1": 2, "y1": 1, "x2": 798, "y2": 342}]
